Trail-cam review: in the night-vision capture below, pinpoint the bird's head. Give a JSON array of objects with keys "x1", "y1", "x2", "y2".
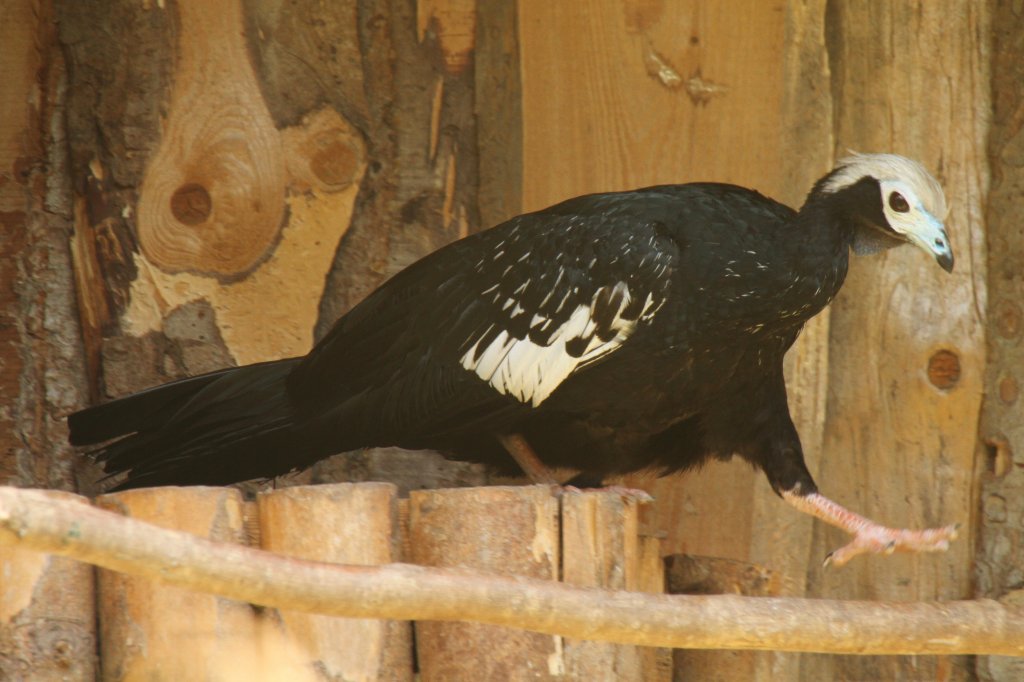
[{"x1": 818, "y1": 153, "x2": 953, "y2": 273}]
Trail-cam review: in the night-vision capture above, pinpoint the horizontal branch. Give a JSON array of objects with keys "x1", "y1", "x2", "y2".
[{"x1": 1, "y1": 485, "x2": 1021, "y2": 656}]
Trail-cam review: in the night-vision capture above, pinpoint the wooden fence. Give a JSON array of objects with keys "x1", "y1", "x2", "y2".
[
  {"x1": 3, "y1": 484, "x2": 673, "y2": 680},
  {"x1": 4, "y1": 483, "x2": 1024, "y2": 680}
]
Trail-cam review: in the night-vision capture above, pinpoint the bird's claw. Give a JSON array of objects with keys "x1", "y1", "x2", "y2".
[{"x1": 823, "y1": 522, "x2": 960, "y2": 568}]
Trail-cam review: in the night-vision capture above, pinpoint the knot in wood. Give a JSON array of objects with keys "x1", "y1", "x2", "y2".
[
  {"x1": 309, "y1": 133, "x2": 360, "y2": 189},
  {"x1": 927, "y1": 349, "x2": 961, "y2": 390},
  {"x1": 170, "y1": 183, "x2": 212, "y2": 225},
  {"x1": 999, "y1": 376, "x2": 1019, "y2": 405},
  {"x1": 995, "y1": 299, "x2": 1023, "y2": 339}
]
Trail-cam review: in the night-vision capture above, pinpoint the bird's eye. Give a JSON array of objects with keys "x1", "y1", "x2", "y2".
[{"x1": 888, "y1": 192, "x2": 910, "y2": 213}]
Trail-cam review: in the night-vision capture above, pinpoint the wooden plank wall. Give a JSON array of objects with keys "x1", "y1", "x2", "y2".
[
  {"x1": 2, "y1": 484, "x2": 667, "y2": 681},
  {"x1": 514, "y1": 2, "x2": 988, "y2": 680},
  {"x1": 517, "y1": 0, "x2": 828, "y2": 570},
  {"x1": 803, "y1": 4, "x2": 988, "y2": 680},
  {"x1": 20, "y1": 0, "x2": 997, "y2": 679}
]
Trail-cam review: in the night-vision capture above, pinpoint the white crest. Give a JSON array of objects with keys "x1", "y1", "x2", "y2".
[{"x1": 821, "y1": 153, "x2": 947, "y2": 219}]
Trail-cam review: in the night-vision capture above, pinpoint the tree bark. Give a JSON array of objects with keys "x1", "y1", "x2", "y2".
[{"x1": 976, "y1": 1, "x2": 1024, "y2": 680}]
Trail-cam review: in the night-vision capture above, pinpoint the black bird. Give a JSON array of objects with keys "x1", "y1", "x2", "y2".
[{"x1": 70, "y1": 153, "x2": 958, "y2": 566}]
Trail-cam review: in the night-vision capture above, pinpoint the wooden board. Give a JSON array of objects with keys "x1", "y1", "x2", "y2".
[
  {"x1": 519, "y1": 0, "x2": 788, "y2": 208},
  {"x1": 516, "y1": 0, "x2": 829, "y2": 577}
]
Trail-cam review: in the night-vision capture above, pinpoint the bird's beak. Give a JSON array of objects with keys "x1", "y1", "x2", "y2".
[{"x1": 904, "y1": 211, "x2": 954, "y2": 273}]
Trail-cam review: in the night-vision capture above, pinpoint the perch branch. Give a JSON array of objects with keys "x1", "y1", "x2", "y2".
[{"x1": 1, "y1": 486, "x2": 1021, "y2": 656}]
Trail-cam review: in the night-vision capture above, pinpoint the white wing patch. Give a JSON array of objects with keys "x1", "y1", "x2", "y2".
[{"x1": 459, "y1": 282, "x2": 660, "y2": 407}]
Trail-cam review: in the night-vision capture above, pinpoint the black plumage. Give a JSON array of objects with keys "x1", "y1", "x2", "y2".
[{"x1": 71, "y1": 153, "x2": 958, "y2": 564}]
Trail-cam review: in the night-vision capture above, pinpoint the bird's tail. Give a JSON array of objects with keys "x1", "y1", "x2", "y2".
[{"x1": 69, "y1": 358, "x2": 317, "y2": 490}]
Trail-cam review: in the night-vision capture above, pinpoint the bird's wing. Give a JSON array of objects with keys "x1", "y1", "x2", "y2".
[
  {"x1": 447, "y1": 218, "x2": 677, "y2": 407},
  {"x1": 288, "y1": 203, "x2": 681, "y2": 436}
]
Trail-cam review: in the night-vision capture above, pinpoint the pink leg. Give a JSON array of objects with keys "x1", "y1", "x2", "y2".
[
  {"x1": 497, "y1": 433, "x2": 559, "y2": 485},
  {"x1": 497, "y1": 434, "x2": 654, "y2": 503},
  {"x1": 782, "y1": 490, "x2": 959, "y2": 567}
]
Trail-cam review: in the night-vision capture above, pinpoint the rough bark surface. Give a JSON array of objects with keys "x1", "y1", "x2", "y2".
[
  {"x1": 0, "y1": 492, "x2": 95, "y2": 680},
  {"x1": 1, "y1": 0, "x2": 88, "y2": 493},
  {"x1": 977, "y1": 1, "x2": 1024, "y2": 680},
  {"x1": 311, "y1": 0, "x2": 482, "y2": 336},
  {"x1": 0, "y1": 2, "x2": 94, "y2": 677}
]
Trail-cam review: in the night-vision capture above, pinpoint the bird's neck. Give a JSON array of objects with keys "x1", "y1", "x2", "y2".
[
  {"x1": 773, "y1": 189, "x2": 860, "y2": 314},
  {"x1": 799, "y1": 174, "x2": 904, "y2": 258}
]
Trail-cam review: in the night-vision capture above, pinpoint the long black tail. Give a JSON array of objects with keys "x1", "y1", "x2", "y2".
[{"x1": 69, "y1": 358, "x2": 318, "y2": 490}]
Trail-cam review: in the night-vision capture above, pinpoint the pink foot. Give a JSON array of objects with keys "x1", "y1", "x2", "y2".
[
  {"x1": 824, "y1": 522, "x2": 960, "y2": 567},
  {"x1": 782, "y1": 490, "x2": 959, "y2": 567}
]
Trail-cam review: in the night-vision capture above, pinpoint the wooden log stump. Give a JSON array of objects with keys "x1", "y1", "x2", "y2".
[
  {"x1": 665, "y1": 554, "x2": 780, "y2": 682},
  {"x1": 408, "y1": 486, "x2": 669, "y2": 680},
  {"x1": 408, "y1": 485, "x2": 561, "y2": 680},
  {"x1": 95, "y1": 487, "x2": 267, "y2": 681},
  {"x1": 257, "y1": 482, "x2": 412, "y2": 681},
  {"x1": 0, "y1": 490, "x2": 96, "y2": 680},
  {"x1": 561, "y1": 492, "x2": 671, "y2": 680}
]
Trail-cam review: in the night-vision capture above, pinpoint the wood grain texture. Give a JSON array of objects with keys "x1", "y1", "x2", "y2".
[
  {"x1": 748, "y1": 0, "x2": 833, "y2": 592},
  {"x1": 0, "y1": 490, "x2": 95, "y2": 680},
  {"x1": 408, "y1": 486, "x2": 562, "y2": 680},
  {"x1": 408, "y1": 487, "x2": 669, "y2": 679},
  {"x1": 976, "y1": 2, "x2": 1023, "y2": 681},
  {"x1": 95, "y1": 487, "x2": 264, "y2": 681},
  {"x1": 136, "y1": 0, "x2": 286, "y2": 277},
  {"x1": 476, "y1": 0, "x2": 523, "y2": 228},
  {"x1": 60, "y1": 0, "x2": 177, "y2": 401},
  {"x1": 666, "y1": 555, "x2": 779, "y2": 682},
  {"x1": 0, "y1": 0, "x2": 39, "y2": 486},
  {"x1": 243, "y1": 0, "x2": 368, "y2": 129},
  {"x1": 519, "y1": 0, "x2": 788, "y2": 210},
  {"x1": 59, "y1": 0, "x2": 370, "y2": 404},
  {"x1": 518, "y1": 0, "x2": 795, "y2": 568},
  {"x1": 418, "y1": 0, "x2": 477, "y2": 74},
  {"x1": 257, "y1": 483, "x2": 412, "y2": 681},
  {"x1": 560, "y1": 493, "x2": 670, "y2": 681},
  {"x1": 124, "y1": 106, "x2": 367, "y2": 365},
  {"x1": 313, "y1": 0, "x2": 482, "y2": 340},
  {"x1": 801, "y1": 2, "x2": 989, "y2": 680}
]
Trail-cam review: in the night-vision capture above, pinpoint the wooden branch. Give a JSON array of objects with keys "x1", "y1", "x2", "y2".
[{"x1": 1, "y1": 486, "x2": 1021, "y2": 657}]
